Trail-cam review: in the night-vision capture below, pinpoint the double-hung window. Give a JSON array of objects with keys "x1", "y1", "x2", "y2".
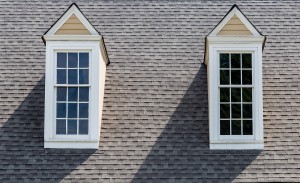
[
  {"x1": 55, "y1": 52, "x2": 90, "y2": 136},
  {"x1": 219, "y1": 53, "x2": 253, "y2": 136}
]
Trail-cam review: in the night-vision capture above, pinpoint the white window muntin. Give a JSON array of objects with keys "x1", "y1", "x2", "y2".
[
  {"x1": 44, "y1": 41, "x2": 100, "y2": 142},
  {"x1": 53, "y1": 50, "x2": 91, "y2": 139},
  {"x1": 209, "y1": 44, "x2": 263, "y2": 146}
]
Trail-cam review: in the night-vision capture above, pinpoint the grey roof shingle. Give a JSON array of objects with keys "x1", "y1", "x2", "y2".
[{"x1": 1, "y1": 0, "x2": 300, "y2": 182}]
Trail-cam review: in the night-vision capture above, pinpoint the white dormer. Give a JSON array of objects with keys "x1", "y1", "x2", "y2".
[
  {"x1": 205, "y1": 5, "x2": 266, "y2": 150},
  {"x1": 42, "y1": 3, "x2": 109, "y2": 149}
]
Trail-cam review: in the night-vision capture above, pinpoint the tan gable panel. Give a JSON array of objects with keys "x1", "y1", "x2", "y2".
[
  {"x1": 218, "y1": 15, "x2": 252, "y2": 36},
  {"x1": 55, "y1": 14, "x2": 91, "y2": 35}
]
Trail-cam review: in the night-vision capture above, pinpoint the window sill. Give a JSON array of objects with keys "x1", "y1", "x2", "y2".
[
  {"x1": 44, "y1": 140, "x2": 99, "y2": 149},
  {"x1": 210, "y1": 141, "x2": 263, "y2": 150}
]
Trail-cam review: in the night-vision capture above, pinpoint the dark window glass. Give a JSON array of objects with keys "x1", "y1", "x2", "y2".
[
  {"x1": 243, "y1": 120, "x2": 253, "y2": 135},
  {"x1": 68, "y1": 103, "x2": 77, "y2": 118},
  {"x1": 67, "y1": 120, "x2": 77, "y2": 134},
  {"x1": 242, "y1": 88, "x2": 252, "y2": 102},
  {"x1": 232, "y1": 104, "x2": 241, "y2": 118},
  {"x1": 68, "y1": 53, "x2": 78, "y2": 68},
  {"x1": 231, "y1": 70, "x2": 241, "y2": 85},
  {"x1": 68, "y1": 87, "x2": 78, "y2": 101},
  {"x1": 79, "y1": 87, "x2": 89, "y2": 102},
  {"x1": 220, "y1": 53, "x2": 229, "y2": 68},
  {"x1": 79, "y1": 103, "x2": 88, "y2": 118},
  {"x1": 220, "y1": 104, "x2": 230, "y2": 118},
  {"x1": 57, "y1": 53, "x2": 67, "y2": 68},
  {"x1": 56, "y1": 119, "x2": 66, "y2": 134},
  {"x1": 231, "y1": 88, "x2": 241, "y2": 102},
  {"x1": 79, "y1": 69, "x2": 89, "y2": 84},
  {"x1": 56, "y1": 103, "x2": 66, "y2": 118},
  {"x1": 232, "y1": 120, "x2": 241, "y2": 135},
  {"x1": 220, "y1": 120, "x2": 230, "y2": 135},
  {"x1": 68, "y1": 69, "x2": 78, "y2": 84},
  {"x1": 79, "y1": 53, "x2": 89, "y2": 68},
  {"x1": 57, "y1": 69, "x2": 66, "y2": 84},
  {"x1": 231, "y1": 54, "x2": 240, "y2": 68},
  {"x1": 243, "y1": 104, "x2": 252, "y2": 118},
  {"x1": 242, "y1": 54, "x2": 252, "y2": 68},
  {"x1": 57, "y1": 87, "x2": 67, "y2": 101},
  {"x1": 242, "y1": 70, "x2": 252, "y2": 85},
  {"x1": 79, "y1": 120, "x2": 88, "y2": 134},
  {"x1": 220, "y1": 70, "x2": 229, "y2": 85},
  {"x1": 220, "y1": 88, "x2": 230, "y2": 102}
]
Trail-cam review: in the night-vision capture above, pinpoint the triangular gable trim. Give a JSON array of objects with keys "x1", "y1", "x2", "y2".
[
  {"x1": 208, "y1": 4, "x2": 262, "y2": 37},
  {"x1": 44, "y1": 3, "x2": 99, "y2": 36}
]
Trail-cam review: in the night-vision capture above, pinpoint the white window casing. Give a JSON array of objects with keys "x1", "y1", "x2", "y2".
[
  {"x1": 44, "y1": 41, "x2": 107, "y2": 149},
  {"x1": 207, "y1": 42, "x2": 264, "y2": 150}
]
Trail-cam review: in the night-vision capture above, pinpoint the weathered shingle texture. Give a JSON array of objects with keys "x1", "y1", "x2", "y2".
[{"x1": 1, "y1": 0, "x2": 300, "y2": 182}]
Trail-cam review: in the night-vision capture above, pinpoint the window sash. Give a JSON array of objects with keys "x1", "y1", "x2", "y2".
[
  {"x1": 54, "y1": 51, "x2": 91, "y2": 136},
  {"x1": 218, "y1": 52, "x2": 254, "y2": 138}
]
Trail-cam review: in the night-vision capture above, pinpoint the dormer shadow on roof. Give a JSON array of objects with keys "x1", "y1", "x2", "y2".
[
  {"x1": 42, "y1": 3, "x2": 109, "y2": 65},
  {"x1": 204, "y1": 4, "x2": 266, "y2": 64}
]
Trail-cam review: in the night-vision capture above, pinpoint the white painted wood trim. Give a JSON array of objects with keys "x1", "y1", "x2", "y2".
[
  {"x1": 44, "y1": 141, "x2": 99, "y2": 149},
  {"x1": 45, "y1": 4, "x2": 99, "y2": 36},
  {"x1": 43, "y1": 35, "x2": 102, "y2": 41},
  {"x1": 210, "y1": 142, "x2": 263, "y2": 150}
]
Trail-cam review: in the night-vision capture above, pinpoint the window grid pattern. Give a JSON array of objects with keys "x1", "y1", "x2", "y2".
[
  {"x1": 219, "y1": 53, "x2": 253, "y2": 135},
  {"x1": 56, "y1": 52, "x2": 89, "y2": 135}
]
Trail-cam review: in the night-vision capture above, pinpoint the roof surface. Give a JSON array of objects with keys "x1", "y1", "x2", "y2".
[{"x1": 1, "y1": 0, "x2": 300, "y2": 182}]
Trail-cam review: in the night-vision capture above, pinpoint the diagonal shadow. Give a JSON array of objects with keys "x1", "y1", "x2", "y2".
[
  {"x1": 0, "y1": 76, "x2": 96, "y2": 182},
  {"x1": 131, "y1": 64, "x2": 261, "y2": 183}
]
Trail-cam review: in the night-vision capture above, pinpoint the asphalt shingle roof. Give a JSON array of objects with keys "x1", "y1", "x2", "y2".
[{"x1": 1, "y1": 0, "x2": 300, "y2": 182}]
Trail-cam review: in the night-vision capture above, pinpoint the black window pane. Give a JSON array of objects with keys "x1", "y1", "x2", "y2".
[
  {"x1": 242, "y1": 88, "x2": 252, "y2": 102},
  {"x1": 232, "y1": 120, "x2": 241, "y2": 135},
  {"x1": 68, "y1": 69, "x2": 78, "y2": 84},
  {"x1": 220, "y1": 70, "x2": 229, "y2": 85},
  {"x1": 231, "y1": 88, "x2": 241, "y2": 102},
  {"x1": 242, "y1": 70, "x2": 252, "y2": 85},
  {"x1": 67, "y1": 120, "x2": 77, "y2": 134},
  {"x1": 79, "y1": 87, "x2": 89, "y2": 102},
  {"x1": 68, "y1": 87, "x2": 78, "y2": 101},
  {"x1": 57, "y1": 53, "x2": 67, "y2": 68},
  {"x1": 79, "y1": 120, "x2": 88, "y2": 134},
  {"x1": 79, "y1": 103, "x2": 89, "y2": 118},
  {"x1": 243, "y1": 104, "x2": 252, "y2": 118},
  {"x1": 242, "y1": 54, "x2": 252, "y2": 68},
  {"x1": 57, "y1": 87, "x2": 67, "y2": 101},
  {"x1": 231, "y1": 54, "x2": 241, "y2": 68},
  {"x1": 57, "y1": 69, "x2": 66, "y2": 84},
  {"x1": 220, "y1": 88, "x2": 230, "y2": 102},
  {"x1": 231, "y1": 70, "x2": 241, "y2": 85},
  {"x1": 220, "y1": 53, "x2": 229, "y2": 68},
  {"x1": 68, "y1": 103, "x2": 77, "y2": 118},
  {"x1": 243, "y1": 120, "x2": 253, "y2": 135},
  {"x1": 220, "y1": 104, "x2": 230, "y2": 118},
  {"x1": 56, "y1": 103, "x2": 66, "y2": 118},
  {"x1": 79, "y1": 53, "x2": 89, "y2": 68},
  {"x1": 68, "y1": 53, "x2": 78, "y2": 68},
  {"x1": 56, "y1": 119, "x2": 66, "y2": 134},
  {"x1": 220, "y1": 120, "x2": 230, "y2": 135},
  {"x1": 232, "y1": 104, "x2": 241, "y2": 118},
  {"x1": 79, "y1": 69, "x2": 89, "y2": 84}
]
